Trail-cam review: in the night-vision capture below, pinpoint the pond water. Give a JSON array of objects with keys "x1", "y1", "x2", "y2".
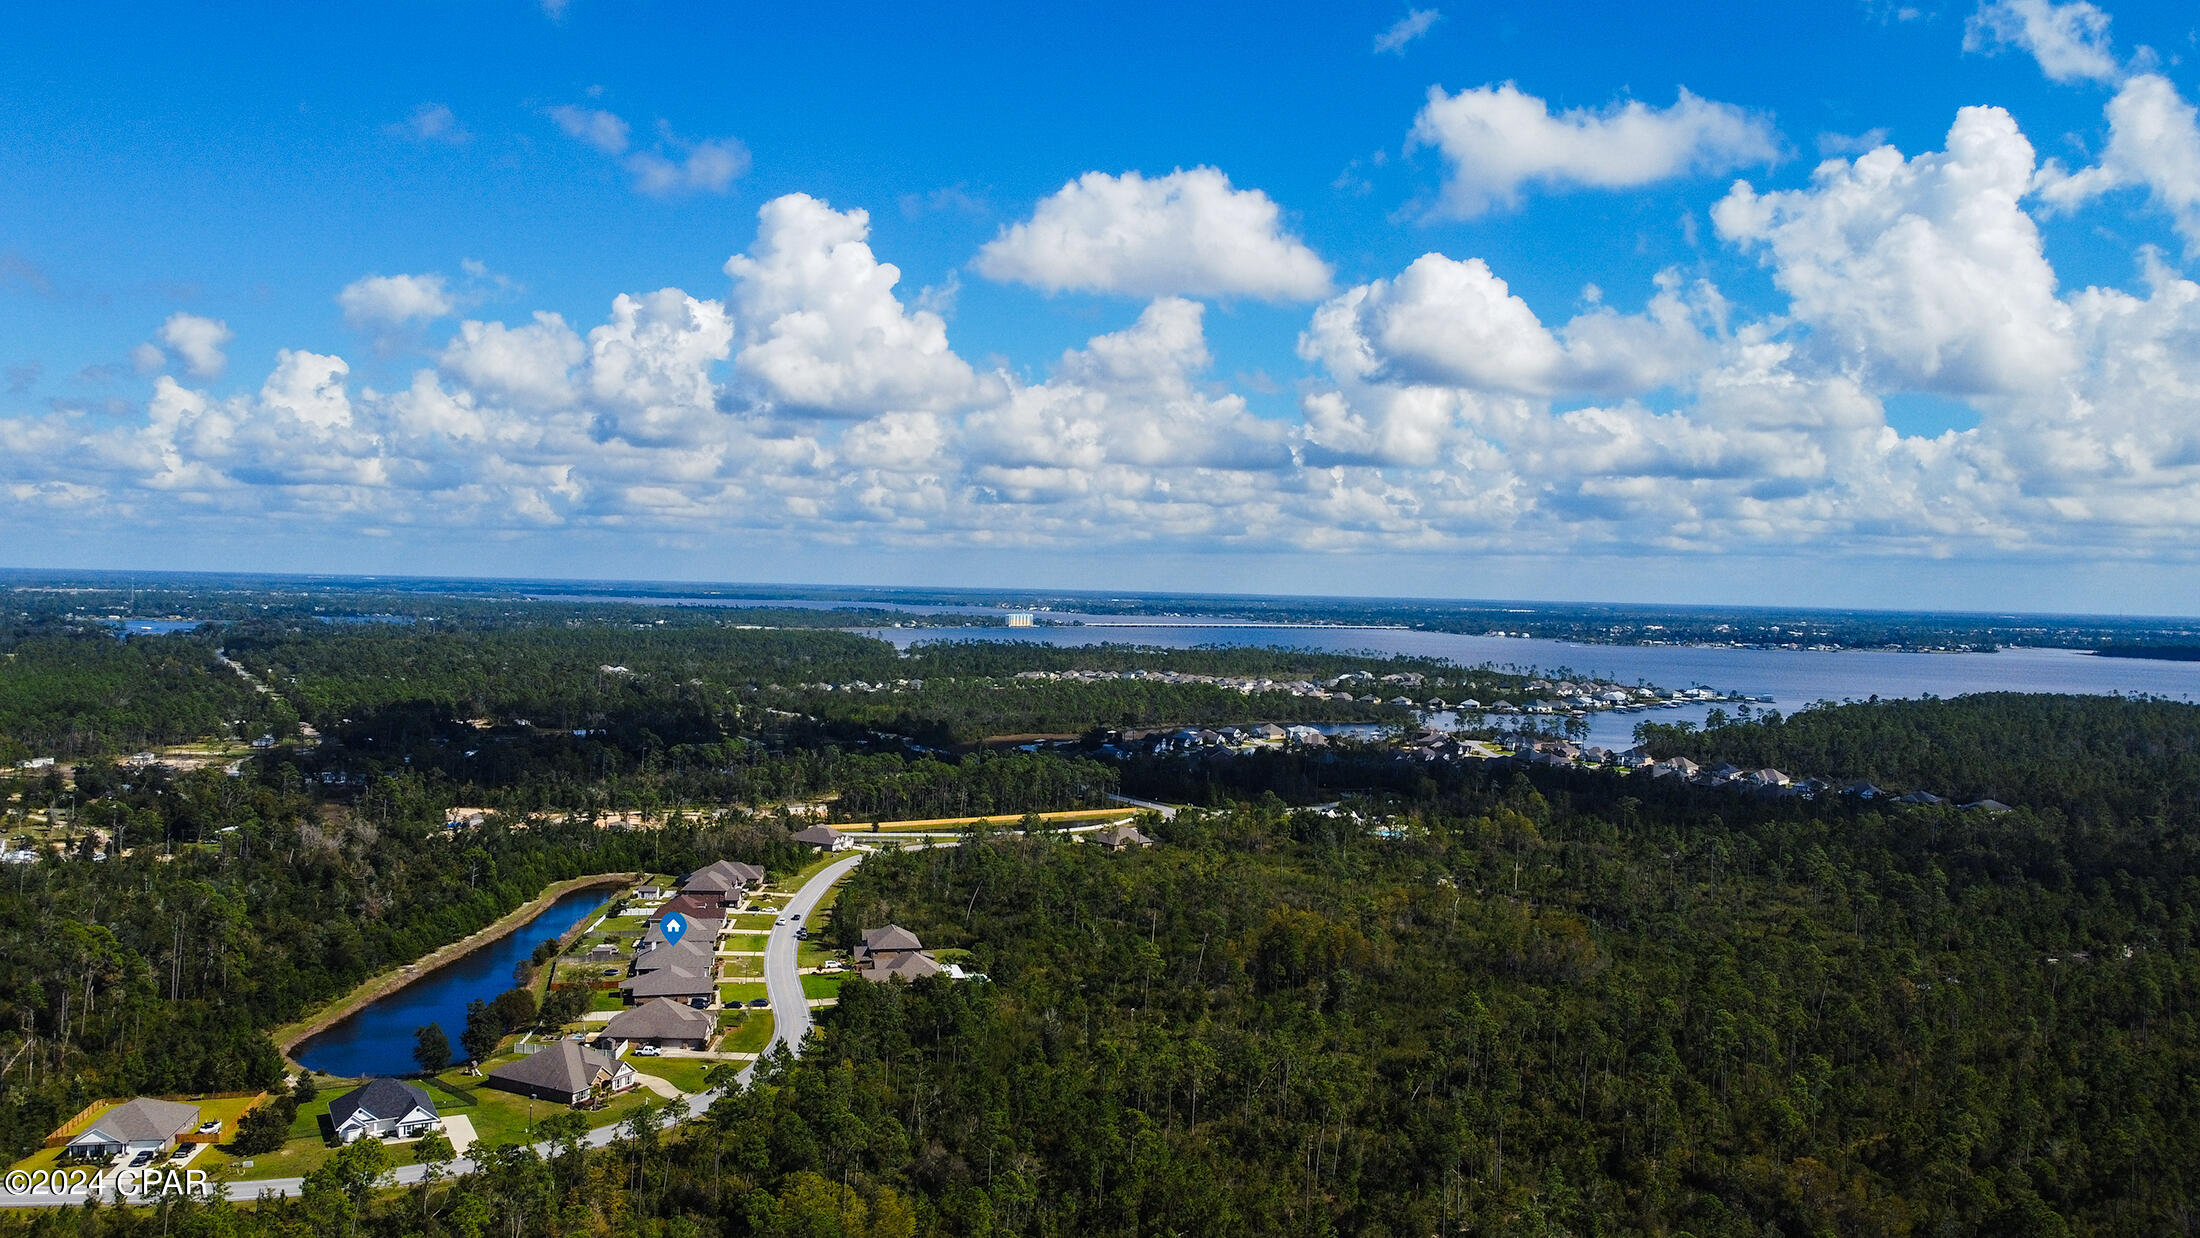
[
  {"x1": 863, "y1": 624, "x2": 2200, "y2": 749},
  {"x1": 293, "y1": 885, "x2": 613, "y2": 1079}
]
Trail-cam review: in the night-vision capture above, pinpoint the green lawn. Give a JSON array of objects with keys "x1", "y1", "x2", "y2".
[
  {"x1": 723, "y1": 933, "x2": 768, "y2": 952},
  {"x1": 796, "y1": 941, "x2": 837, "y2": 968},
  {"x1": 625, "y1": 1054, "x2": 716, "y2": 1094},
  {"x1": 417, "y1": 1067, "x2": 652, "y2": 1150},
  {"x1": 800, "y1": 974, "x2": 844, "y2": 1000},
  {"x1": 589, "y1": 987, "x2": 628, "y2": 1012},
  {"x1": 718, "y1": 981, "x2": 768, "y2": 1005},
  {"x1": 720, "y1": 1012, "x2": 774, "y2": 1054},
  {"x1": 720, "y1": 954, "x2": 763, "y2": 977}
]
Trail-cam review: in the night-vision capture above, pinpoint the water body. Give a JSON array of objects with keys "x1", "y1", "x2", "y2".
[
  {"x1": 293, "y1": 885, "x2": 612, "y2": 1078},
  {"x1": 864, "y1": 624, "x2": 2200, "y2": 749}
]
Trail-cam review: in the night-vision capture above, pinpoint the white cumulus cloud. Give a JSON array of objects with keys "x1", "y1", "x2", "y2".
[
  {"x1": 727, "y1": 194, "x2": 980, "y2": 416},
  {"x1": 339, "y1": 273, "x2": 456, "y2": 328},
  {"x1": 1409, "y1": 83, "x2": 1780, "y2": 218},
  {"x1": 2037, "y1": 74, "x2": 2200, "y2": 252},
  {"x1": 1715, "y1": 107, "x2": 2073, "y2": 394},
  {"x1": 550, "y1": 105, "x2": 630, "y2": 155},
  {"x1": 1964, "y1": 0, "x2": 2120, "y2": 84},
  {"x1": 975, "y1": 168, "x2": 1332, "y2": 302},
  {"x1": 155, "y1": 313, "x2": 234, "y2": 379}
]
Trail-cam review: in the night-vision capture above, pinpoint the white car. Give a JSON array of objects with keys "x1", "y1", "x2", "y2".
[{"x1": 635, "y1": 1045, "x2": 662, "y2": 1057}]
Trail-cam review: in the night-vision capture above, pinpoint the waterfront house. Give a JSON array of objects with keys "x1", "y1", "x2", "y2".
[
  {"x1": 327, "y1": 1078, "x2": 440, "y2": 1144},
  {"x1": 620, "y1": 963, "x2": 717, "y2": 1005},
  {"x1": 603, "y1": 997, "x2": 715, "y2": 1050},
  {"x1": 642, "y1": 915, "x2": 721, "y2": 951},
  {"x1": 486, "y1": 1041, "x2": 636, "y2": 1106},
  {"x1": 63, "y1": 1098, "x2": 200, "y2": 1161},
  {"x1": 678, "y1": 859, "x2": 766, "y2": 908},
  {"x1": 631, "y1": 938, "x2": 714, "y2": 976}
]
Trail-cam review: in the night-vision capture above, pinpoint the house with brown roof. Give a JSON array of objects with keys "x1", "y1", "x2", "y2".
[
  {"x1": 603, "y1": 997, "x2": 715, "y2": 1050},
  {"x1": 1090, "y1": 824, "x2": 1154, "y2": 851},
  {"x1": 678, "y1": 859, "x2": 766, "y2": 909},
  {"x1": 486, "y1": 1041, "x2": 637, "y2": 1106}
]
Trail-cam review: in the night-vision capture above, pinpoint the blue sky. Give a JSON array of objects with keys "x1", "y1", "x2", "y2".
[{"x1": 5, "y1": 0, "x2": 2200, "y2": 612}]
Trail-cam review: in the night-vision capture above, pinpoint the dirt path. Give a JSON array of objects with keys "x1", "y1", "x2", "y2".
[{"x1": 272, "y1": 872, "x2": 636, "y2": 1063}]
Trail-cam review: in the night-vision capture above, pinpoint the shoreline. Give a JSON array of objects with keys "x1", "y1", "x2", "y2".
[{"x1": 272, "y1": 871, "x2": 635, "y2": 1066}]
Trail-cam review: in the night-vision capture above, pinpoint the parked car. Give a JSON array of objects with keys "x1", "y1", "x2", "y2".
[
  {"x1": 635, "y1": 1045, "x2": 661, "y2": 1057},
  {"x1": 129, "y1": 1150, "x2": 155, "y2": 1168},
  {"x1": 794, "y1": 928, "x2": 808, "y2": 940},
  {"x1": 748, "y1": 997, "x2": 770, "y2": 1008},
  {"x1": 170, "y1": 1143, "x2": 204, "y2": 1166}
]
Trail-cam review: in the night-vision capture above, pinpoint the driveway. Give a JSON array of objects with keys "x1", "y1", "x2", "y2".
[{"x1": 0, "y1": 852, "x2": 869, "y2": 1209}]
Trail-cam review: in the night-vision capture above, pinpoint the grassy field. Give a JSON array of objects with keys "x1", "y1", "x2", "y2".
[
  {"x1": 723, "y1": 933, "x2": 768, "y2": 952},
  {"x1": 589, "y1": 988, "x2": 628, "y2": 1013},
  {"x1": 800, "y1": 974, "x2": 844, "y2": 1000},
  {"x1": 720, "y1": 954, "x2": 763, "y2": 977},
  {"x1": 862, "y1": 807, "x2": 1129, "y2": 833},
  {"x1": 718, "y1": 981, "x2": 768, "y2": 1005},
  {"x1": 720, "y1": 1013, "x2": 774, "y2": 1055},
  {"x1": 796, "y1": 941, "x2": 837, "y2": 968}
]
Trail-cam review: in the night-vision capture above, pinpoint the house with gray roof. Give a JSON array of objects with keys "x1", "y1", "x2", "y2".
[
  {"x1": 620, "y1": 963, "x2": 717, "y2": 1004},
  {"x1": 790, "y1": 825, "x2": 854, "y2": 851},
  {"x1": 632, "y1": 938, "x2": 714, "y2": 976},
  {"x1": 326, "y1": 1079, "x2": 440, "y2": 1144},
  {"x1": 860, "y1": 950, "x2": 944, "y2": 983},
  {"x1": 485, "y1": 1040, "x2": 637, "y2": 1106},
  {"x1": 603, "y1": 997, "x2": 715, "y2": 1050},
  {"x1": 63, "y1": 1098, "x2": 199, "y2": 1161}
]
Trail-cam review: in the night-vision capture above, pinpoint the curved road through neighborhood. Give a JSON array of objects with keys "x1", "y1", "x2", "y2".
[{"x1": 0, "y1": 851, "x2": 869, "y2": 1208}]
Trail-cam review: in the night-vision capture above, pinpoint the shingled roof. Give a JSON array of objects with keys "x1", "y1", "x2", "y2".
[
  {"x1": 620, "y1": 963, "x2": 716, "y2": 998},
  {"x1": 327, "y1": 1079, "x2": 436, "y2": 1130},
  {"x1": 487, "y1": 1040, "x2": 622, "y2": 1096},
  {"x1": 604, "y1": 997, "x2": 715, "y2": 1042},
  {"x1": 861, "y1": 924, "x2": 923, "y2": 953},
  {"x1": 74, "y1": 1098, "x2": 199, "y2": 1146},
  {"x1": 861, "y1": 951, "x2": 943, "y2": 982},
  {"x1": 632, "y1": 939, "x2": 714, "y2": 975}
]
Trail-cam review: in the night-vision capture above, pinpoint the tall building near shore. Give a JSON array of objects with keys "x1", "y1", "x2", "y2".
[{"x1": 1006, "y1": 612, "x2": 1035, "y2": 627}]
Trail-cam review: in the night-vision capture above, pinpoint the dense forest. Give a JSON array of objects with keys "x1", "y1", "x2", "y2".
[
  {"x1": 1634, "y1": 693, "x2": 2200, "y2": 825},
  {"x1": 2, "y1": 585, "x2": 2197, "y2": 1234},
  {"x1": 3, "y1": 735, "x2": 2195, "y2": 1236}
]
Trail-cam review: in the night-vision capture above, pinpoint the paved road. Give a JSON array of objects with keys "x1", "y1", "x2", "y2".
[{"x1": 0, "y1": 853, "x2": 869, "y2": 1209}]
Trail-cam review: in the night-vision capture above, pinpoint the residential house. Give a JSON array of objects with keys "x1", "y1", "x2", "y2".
[
  {"x1": 486, "y1": 1041, "x2": 637, "y2": 1106},
  {"x1": 860, "y1": 950, "x2": 944, "y2": 983},
  {"x1": 789, "y1": 825, "x2": 854, "y2": 851},
  {"x1": 631, "y1": 938, "x2": 714, "y2": 976},
  {"x1": 1840, "y1": 781, "x2": 1887, "y2": 799},
  {"x1": 642, "y1": 915, "x2": 721, "y2": 951},
  {"x1": 603, "y1": 997, "x2": 715, "y2": 1050},
  {"x1": 63, "y1": 1098, "x2": 199, "y2": 1161},
  {"x1": 1651, "y1": 756, "x2": 1699, "y2": 779},
  {"x1": 1253, "y1": 723, "x2": 1288, "y2": 742},
  {"x1": 1895, "y1": 791, "x2": 1947, "y2": 806},
  {"x1": 1091, "y1": 824, "x2": 1154, "y2": 851},
  {"x1": 326, "y1": 1079, "x2": 440, "y2": 1144},
  {"x1": 1960, "y1": 799, "x2": 2014, "y2": 813},
  {"x1": 678, "y1": 859, "x2": 766, "y2": 909},
  {"x1": 619, "y1": 963, "x2": 717, "y2": 1005},
  {"x1": 654, "y1": 892, "x2": 723, "y2": 926}
]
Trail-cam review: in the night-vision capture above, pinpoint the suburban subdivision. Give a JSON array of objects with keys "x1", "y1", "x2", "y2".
[{"x1": 0, "y1": 578, "x2": 2194, "y2": 1236}]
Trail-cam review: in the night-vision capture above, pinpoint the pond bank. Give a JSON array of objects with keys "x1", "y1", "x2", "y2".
[{"x1": 273, "y1": 872, "x2": 637, "y2": 1066}]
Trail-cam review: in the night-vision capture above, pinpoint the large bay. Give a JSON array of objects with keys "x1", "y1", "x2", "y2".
[{"x1": 863, "y1": 623, "x2": 2200, "y2": 749}]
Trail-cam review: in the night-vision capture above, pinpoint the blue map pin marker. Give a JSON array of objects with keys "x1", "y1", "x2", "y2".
[{"x1": 661, "y1": 913, "x2": 687, "y2": 946}]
